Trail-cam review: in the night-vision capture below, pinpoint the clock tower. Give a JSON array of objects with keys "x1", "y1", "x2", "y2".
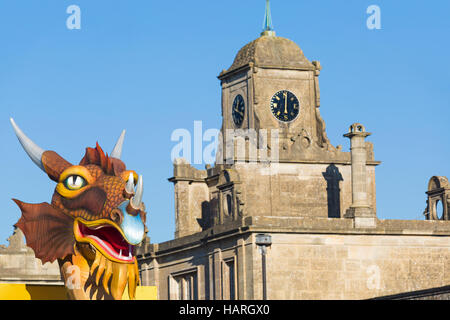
[
  {"x1": 170, "y1": 0, "x2": 379, "y2": 238},
  {"x1": 217, "y1": 1, "x2": 339, "y2": 163}
]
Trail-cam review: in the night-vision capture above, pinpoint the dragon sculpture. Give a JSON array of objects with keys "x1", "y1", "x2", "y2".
[{"x1": 10, "y1": 118, "x2": 147, "y2": 300}]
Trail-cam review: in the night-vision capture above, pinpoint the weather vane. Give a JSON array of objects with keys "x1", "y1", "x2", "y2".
[{"x1": 262, "y1": 0, "x2": 275, "y2": 36}]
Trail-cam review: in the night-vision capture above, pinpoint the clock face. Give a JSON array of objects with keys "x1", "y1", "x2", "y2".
[
  {"x1": 232, "y1": 94, "x2": 245, "y2": 127},
  {"x1": 270, "y1": 90, "x2": 300, "y2": 122}
]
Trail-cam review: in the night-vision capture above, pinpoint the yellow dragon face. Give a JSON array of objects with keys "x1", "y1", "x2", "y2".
[{"x1": 10, "y1": 119, "x2": 147, "y2": 300}]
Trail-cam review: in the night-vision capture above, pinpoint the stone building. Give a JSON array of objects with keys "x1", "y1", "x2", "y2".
[
  {"x1": 136, "y1": 4, "x2": 450, "y2": 300},
  {"x1": 0, "y1": 228, "x2": 61, "y2": 285}
]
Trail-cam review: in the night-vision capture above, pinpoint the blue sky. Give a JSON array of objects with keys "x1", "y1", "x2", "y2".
[{"x1": 0, "y1": 0, "x2": 449, "y2": 245}]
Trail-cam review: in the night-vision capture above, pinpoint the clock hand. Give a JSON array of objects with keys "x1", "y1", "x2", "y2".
[
  {"x1": 284, "y1": 92, "x2": 288, "y2": 114},
  {"x1": 233, "y1": 106, "x2": 244, "y2": 117}
]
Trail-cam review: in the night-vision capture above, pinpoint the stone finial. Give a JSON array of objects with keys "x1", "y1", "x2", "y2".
[{"x1": 344, "y1": 123, "x2": 371, "y2": 139}]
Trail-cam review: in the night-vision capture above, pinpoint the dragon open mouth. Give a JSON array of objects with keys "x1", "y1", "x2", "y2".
[{"x1": 74, "y1": 219, "x2": 135, "y2": 263}]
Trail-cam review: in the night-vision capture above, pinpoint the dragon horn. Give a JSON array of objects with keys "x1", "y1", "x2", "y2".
[
  {"x1": 10, "y1": 118, "x2": 45, "y2": 172},
  {"x1": 110, "y1": 130, "x2": 126, "y2": 159},
  {"x1": 130, "y1": 175, "x2": 143, "y2": 209}
]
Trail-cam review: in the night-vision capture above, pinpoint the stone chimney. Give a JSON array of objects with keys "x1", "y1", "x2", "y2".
[{"x1": 344, "y1": 123, "x2": 377, "y2": 228}]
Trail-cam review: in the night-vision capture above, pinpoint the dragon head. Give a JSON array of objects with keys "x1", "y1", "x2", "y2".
[{"x1": 10, "y1": 118, "x2": 147, "y2": 300}]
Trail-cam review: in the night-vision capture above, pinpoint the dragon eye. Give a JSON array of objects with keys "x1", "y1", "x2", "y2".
[{"x1": 64, "y1": 175, "x2": 87, "y2": 190}]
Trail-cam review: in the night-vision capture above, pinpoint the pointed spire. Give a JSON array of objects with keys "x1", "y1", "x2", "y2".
[{"x1": 261, "y1": 0, "x2": 276, "y2": 37}]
